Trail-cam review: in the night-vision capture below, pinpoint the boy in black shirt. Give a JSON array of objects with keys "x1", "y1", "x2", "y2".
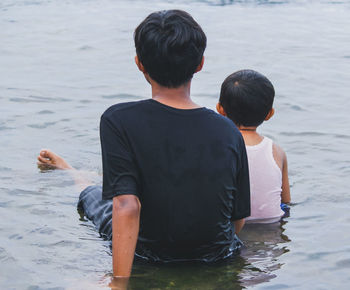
[{"x1": 37, "y1": 10, "x2": 250, "y2": 279}]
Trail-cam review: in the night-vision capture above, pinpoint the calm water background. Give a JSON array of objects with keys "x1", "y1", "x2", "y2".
[{"x1": 1, "y1": 0, "x2": 350, "y2": 289}]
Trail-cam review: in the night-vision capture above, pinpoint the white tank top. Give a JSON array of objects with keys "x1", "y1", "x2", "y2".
[{"x1": 245, "y1": 137, "x2": 284, "y2": 223}]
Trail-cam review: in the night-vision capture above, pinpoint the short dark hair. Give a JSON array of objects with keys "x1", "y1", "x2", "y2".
[
  {"x1": 219, "y1": 70, "x2": 275, "y2": 127},
  {"x1": 134, "y1": 10, "x2": 207, "y2": 88}
]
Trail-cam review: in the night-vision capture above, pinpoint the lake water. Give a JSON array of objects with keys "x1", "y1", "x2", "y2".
[{"x1": 1, "y1": 0, "x2": 350, "y2": 289}]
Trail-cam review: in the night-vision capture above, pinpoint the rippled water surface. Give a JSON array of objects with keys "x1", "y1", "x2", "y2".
[{"x1": 1, "y1": 0, "x2": 350, "y2": 289}]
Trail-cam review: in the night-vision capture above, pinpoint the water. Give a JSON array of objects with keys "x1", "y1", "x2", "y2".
[{"x1": 1, "y1": 0, "x2": 350, "y2": 289}]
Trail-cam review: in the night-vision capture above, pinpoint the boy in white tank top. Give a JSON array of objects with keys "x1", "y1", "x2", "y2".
[{"x1": 216, "y1": 69, "x2": 291, "y2": 223}]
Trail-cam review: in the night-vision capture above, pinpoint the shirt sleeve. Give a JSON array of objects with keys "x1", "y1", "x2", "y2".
[
  {"x1": 100, "y1": 113, "x2": 140, "y2": 200},
  {"x1": 232, "y1": 137, "x2": 251, "y2": 220}
]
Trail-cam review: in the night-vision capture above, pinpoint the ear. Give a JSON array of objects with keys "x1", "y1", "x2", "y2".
[
  {"x1": 195, "y1": 56, "x2": 205, "y2": 73},
  {"x1": 216, "y1": 102, "x2": 226, "y2": 116},
  {"x1": 135, "y1": 56, "x2": 146, "y2": 73},
  {"x1": 265, "y1": 108, "x2": 275, "y2": 121}
]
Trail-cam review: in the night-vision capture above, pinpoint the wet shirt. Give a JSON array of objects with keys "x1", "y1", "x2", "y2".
[{"x1": 100, "y1": 99, "x2": 250, "y2": 262}]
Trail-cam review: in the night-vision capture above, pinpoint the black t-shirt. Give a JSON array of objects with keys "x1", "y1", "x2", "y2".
[{"x1": 100, "y1": 99, "x2": 250, "y2": 262}]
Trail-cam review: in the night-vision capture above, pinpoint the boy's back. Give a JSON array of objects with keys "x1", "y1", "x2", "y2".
[
  {"x1": 244, "y1": 136, "x2": 284, "y2": 223},
  {"x1": 101, "y1": 99, "x2": 251, "y2": 262}
]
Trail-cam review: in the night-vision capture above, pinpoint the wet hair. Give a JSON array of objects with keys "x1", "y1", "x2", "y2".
[
  {"x1": 134, "y1": 10, "x2": 207, "y2": 88},
  {"x1": 219, "y1": 69, "x2": 275, "y2": 127}
]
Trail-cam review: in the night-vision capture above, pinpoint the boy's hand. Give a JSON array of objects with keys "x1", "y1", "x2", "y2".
[{"x1": 108, "y1": 277, "x2": 129, "y2": 290}]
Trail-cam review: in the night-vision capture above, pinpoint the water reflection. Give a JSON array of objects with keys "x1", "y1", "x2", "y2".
[
  {"x1": 121, "y1": 221, "x2": 290, "y2": 289},
  {"x1": 238, "y1": 221, "x2": 290, "y2": 288}
]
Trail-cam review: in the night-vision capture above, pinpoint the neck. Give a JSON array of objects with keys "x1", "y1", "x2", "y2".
[
  {"x1": 239, "y1": 128, "x2": 256, "y2": 132},
  {"x1": 238, "y1": 126, "x2": 263, "y2": 146},
  {"x1": 238, "y1": 126, "x2": 257, "y2": 133},
  {"x1": 150, "y1": 79, "x2": 200, "y2": 109}
]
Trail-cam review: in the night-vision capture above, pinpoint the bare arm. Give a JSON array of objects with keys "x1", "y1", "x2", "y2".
[
  {"x1": 112, "y1": 195, "x2": 141, "y2": 277},
  {"x1": 273, "y1": 143, "x2": 291, "y2": 204},
  {"x1": 234, "y1": 219, "x2": 245, "y2": 234},
  {"x1": 281, "y1": 153, "x2": 291, "y2": 203}
]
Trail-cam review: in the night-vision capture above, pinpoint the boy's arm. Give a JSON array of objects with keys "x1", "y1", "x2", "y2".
[
  {"x1": 273, "y1": 143, "x2": 291, "y2": 204},
  {"x1": 281, "y1": 152, "x2": 291, "y2": 203},
  {"x1": 112, "y1": 194, "x2": 141, "y2": 277},
  {"x1": 234, "y1": 219, "x2": 245, "y2": 234}
]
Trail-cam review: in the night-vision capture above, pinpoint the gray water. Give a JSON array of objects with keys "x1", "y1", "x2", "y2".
[{"x1": 1, "y1": 0, "x2": 350, "y2": 289}]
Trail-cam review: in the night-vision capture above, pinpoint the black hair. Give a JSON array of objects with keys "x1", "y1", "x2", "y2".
[
  {"x1": 219, "y1": 69, "x2": 275, "y2": 127},
  {"x1": 134, "y1": 10, "x2": 207, "y2": 88}
]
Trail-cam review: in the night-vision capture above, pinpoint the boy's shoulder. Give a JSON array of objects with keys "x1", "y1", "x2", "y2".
[
  {"x1": 101, "y1": 100, "x2": 242, "y2": 138},
  {"x1": 204, "y1": 111, "x2": 244, "y2": 148},
  {"x1": 207, "y1": 109, "x2": 239, "y2": 127},
  {"x1": 102, "y1": 99, "x2": 150, "y2": 119},
  {"x1": 272, "y1": 141, "x2": 286, "y2": 158},
  {"x1": 207, "y1": 111, "x2": 242, "y2": 136},
  {"x1": 265, "y1": 137, "x2": 286, "y2": 156},
  {"x1": 265, "y1": 137, "x2": 287, "y2": 170}
]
